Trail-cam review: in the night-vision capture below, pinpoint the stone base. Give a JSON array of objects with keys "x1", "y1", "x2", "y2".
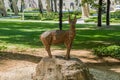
[{"x1": 32, "y1": 57, "x2": 95, "y2": 80}]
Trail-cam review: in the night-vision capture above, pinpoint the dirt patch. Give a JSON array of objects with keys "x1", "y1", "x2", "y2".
[
  {"x1": 0, "y1": 49, "x2": 120, "y2": 80},
  {"x1": 0, "y1": 60, "x2": 36, "y2": 80}
]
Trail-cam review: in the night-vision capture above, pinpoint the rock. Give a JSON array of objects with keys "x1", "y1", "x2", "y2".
[{"x1": 32, "y1": 57, "x2": 95, "y2": 80}]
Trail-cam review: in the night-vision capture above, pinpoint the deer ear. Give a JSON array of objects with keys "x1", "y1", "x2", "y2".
[
  {"x1": 69, "y1": 15, "x2": 71, "y2": 23},
  {"x1": 74, "y1": 15, "x2": 77, "y2": 23}
]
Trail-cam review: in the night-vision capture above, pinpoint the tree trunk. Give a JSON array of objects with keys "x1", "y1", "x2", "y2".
[
  {"x1": 106, "y1": 0, "x2": 111, "y2": 27},
  {"x1": 51, "y1": 0, "x2": 53, "y2": 12},
  {"x1": 53, "y1": 0, "x2": 57, "y2": 12},
  {"x1": 0, "y1": 0, "x2": 7, "y2": 16},
  {"x1": 38, "y1": 0, "x2": 43, "y2": 13},
  {"x1": 29, "y1": 0, "x2": 37, "y2": 8},
  {"x1": 32, "y1": 57, "x2": 94, "y2": 80},
  {"x1": 97, "y1": 0, "x2": 103, "y2": 27},
  {"x1": 20, "y1": 0, "x2": 25, "y2": 12},
  {"x1": 9, "y1": 0, "x2": 13, "y2": 12},
  {"x1": 59, "y1": 0, "x2": 63, "y2": 30},
  {"x1": 10, "y1": 0, "x2": 19, "y2": 15},
  {"x1": 46, "y1": 0, "x2": 52, "y2": 12},
  {"x1": 81, "y1": 2, "x2": 89, "y2": 18}
]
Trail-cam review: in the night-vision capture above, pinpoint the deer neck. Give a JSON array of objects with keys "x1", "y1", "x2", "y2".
[
  {"x1": 70, "y1": 25, "x2": 76, "y2": 33},
  {"x1": 69, "y1": 25, "x2": 76, "y2": 38}
]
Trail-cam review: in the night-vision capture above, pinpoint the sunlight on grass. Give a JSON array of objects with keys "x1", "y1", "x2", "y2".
[{"x1": 0, "y1": 21, "x2": 120, "y2": 50}]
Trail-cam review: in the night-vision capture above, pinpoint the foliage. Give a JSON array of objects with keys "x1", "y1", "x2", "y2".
[
  {"x1": 0, "y1": 45, "x2": 7, "y2": 51},
  {"x1": 23, "y1": 12, "x2": 81, "y2": 21},
  {"x1": 84, "y1": 16, "x2": 106, "y2": 23},
  {"x1": 93, "y1": 45, "x2": 120, "y2": 58},
  {"x1": 111, "y1": 11, "x2": 120, "y2": 19},
  {"x1": 85, "y1": 12, "x2": 120, "y2": 23},
  {"x1": 90, "y1": 10, "x2": 97, "y2": 16},
  {"x1": 38, "y1": 12, "x2": 59, "y2": 21}
]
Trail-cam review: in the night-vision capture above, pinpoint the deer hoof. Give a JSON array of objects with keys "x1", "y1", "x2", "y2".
[
  {"x1": 65, "y1": 56, "x2": 70, "y2": 60},
  {"x1": 49, "y1": 55, "x2": 52, "y2": 58}
]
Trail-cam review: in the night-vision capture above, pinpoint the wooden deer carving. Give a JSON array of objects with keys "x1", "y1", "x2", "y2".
[{"x1": 40, "y1": 15, "x2": 77, "y2": 59}]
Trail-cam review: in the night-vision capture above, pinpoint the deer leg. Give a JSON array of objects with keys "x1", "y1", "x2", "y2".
[
  {"x1": 65, "y1": 42, "x2": 72, "y2": 59},
  {"x1": 45, "y1": 45, "x2": 52, "y2": 58},
  {"x1": 41, "y1": 38, "x2": 52, "y2": 58},
  {"x1": 66, "y1": 47, "x2": 71, "y2": 59}
]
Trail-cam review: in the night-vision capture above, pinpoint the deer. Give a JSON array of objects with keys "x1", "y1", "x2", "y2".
[{"x1": 40, "y1": 15, "x2": 77, "y2": 59}]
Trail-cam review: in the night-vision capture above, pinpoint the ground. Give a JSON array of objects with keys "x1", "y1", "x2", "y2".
[{"x1": 0, "y1": 48, "x2": 120, "y2": 80}]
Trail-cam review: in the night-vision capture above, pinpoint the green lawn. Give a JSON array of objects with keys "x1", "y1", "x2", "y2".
[{"x1": 0, "y1": 21, "x2": 120, "y2": 50}]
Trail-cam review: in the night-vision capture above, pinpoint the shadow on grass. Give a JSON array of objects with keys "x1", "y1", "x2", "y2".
[{"x1": 0, "y1": 21, "x2": 120, "y2": 49}]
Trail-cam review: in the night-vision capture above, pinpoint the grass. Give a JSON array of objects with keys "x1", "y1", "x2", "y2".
[
  {"x1": 0, "y1": 21, "x2": 120, "y2": 51},
  {"x1": 85, "y1": 16, "x2": 120, "y2": 23}
]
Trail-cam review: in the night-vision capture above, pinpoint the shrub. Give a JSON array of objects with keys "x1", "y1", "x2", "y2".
[
  {"x1": 90, "y1": 10, "x2": 97, "y2": 16},
  {"x1": 111, "y1": 11, "x2": 120, "y2": 19},
  {"x1": 0, "y1": 45, "x2": 7, "y2": 51},
  {"x1": 93, "y1": 45, "x2": 120, "y2": 58},
  {"x1": 24, "y1": 12, "x2": 81, "y2": 21}
]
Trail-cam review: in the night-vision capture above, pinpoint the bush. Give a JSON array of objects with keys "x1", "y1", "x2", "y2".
[
  {"x1": 85, "y1": 11, "x2": 120, "y2": 23},
  {"x1": 0, "y1": 45, "x2": 7, "y2": 51},
  {"x1": 93, "y1": 45, "x2": 120, "y2": 58},
  {"x1": 90, "y1": 10, "x2": 97, "y2": 16},
  {"x1": 38, "y1": 12, "x2": 59, "y2": 21},
  {"x1": 23, "y1": 11, "x2": 81, "y2": 21},
  {"x1": 111, "y1": 11, "x2": 120, "y2": 19}
]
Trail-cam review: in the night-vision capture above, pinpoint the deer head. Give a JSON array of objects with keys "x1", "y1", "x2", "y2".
[{"x1": 69, "y1": 15, "x2": 77, "y2": 31}]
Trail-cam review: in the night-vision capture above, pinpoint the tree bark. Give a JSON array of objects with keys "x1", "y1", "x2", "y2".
[
  {"x1": 81, "y1": 2, "x2": 89, "y2": 18},
  {"x1": 29, "y1": 0, "x2": 37, "y2": 8},
  {"x1": 20, "y1": 0, "x2": 25, "y2": 12},
  {"x1": 12, "y1": 0, "x2": 19, "y2": 15},
  {"x1": 38, "y1": 0, "x2": 43, "y2": 13},
  {"x1": 46, "y1": 0, "x2": 52, "y2": 12},
  {"x1": 51, "y1": 0, "x2": 53, "y2": 12},
  {"x1": 97, "y1": 0, "x2": 103, "y2": 27},
  {"x1": 106, "y1": 0, "x2": 111, "y2": 27},
  {"x1": 9, "y1": 0, "x2": 13, "y2": 12},
  {"x1": 0, "y1": 0, "x2": 7, "y2": 16},
  {"x1": 9, "y1": 0, "x2": 19, "y2": 15},
  {"x1": 59, "y1": 0, "x2": 63, "y2": 30},
  {"x1": 53, "y1": 0, "x2": 57, "y2": 12}
]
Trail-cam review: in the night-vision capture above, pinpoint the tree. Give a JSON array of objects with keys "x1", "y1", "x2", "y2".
[
  {"x1": 106, "y1": 0, "x2": 111, "y2": 27},
  {"x1": 81, "y1": 0, "x2": 89, "y2": 18},
  {"x1": 20, "y1": 0, "x2": 25, "y2": 12},
  {"x1": 38, "y1": 0, "x2": 43, "y2": 13},
  {"x1": 9, "y1": 0, "x2": 19, "y2": 15},
  {"x1": 81, "y1": 3, "x2": 89, "y2": 18},
  {"x1": 46, "y1": 0, "x2": 52, "y2": 12},
  {"x1": 75, "y1": 0, "x2": 80, "y2": 10},
  {"x1": 59, "y1": 0, "x2": 63, "y2": 30},
  {"x1": 53, "y1": 0, "x2": 57, "y2": 12},
  {"x1": 9, "y1": 0, "x2": 14, "y2": 12},
  {"x1": 12, "y1": 0, "x2": 19, "y2": 15},
  {"x1": 51, "y1": 0, "x2": 54, "y2": 11},
  {"x1": 29, "y1": 0, "x2": 37, "y2": 8},
  {"x1": 97, "y1": 0, "x2": 103, "y2": 27},
  {"x1": 0, "y1": 0, "x2": 7, "y2": 16}
]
